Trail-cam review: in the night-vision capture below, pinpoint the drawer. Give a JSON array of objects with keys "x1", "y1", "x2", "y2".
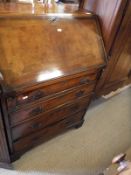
[
  {"x1": 9, "y1": 84, "x2": 94, "y2": 126},
  {"x1": 7, "y1": 72, "x2": 97, "y2": 110},
  {"x1": 11, "y1": 95, "x2": 91, "y2": 140},
  {"x1": 13, "y1": 110, "x2": 85, "y2": 153}
]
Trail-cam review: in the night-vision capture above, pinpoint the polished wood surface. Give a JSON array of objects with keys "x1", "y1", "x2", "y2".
[
  {"x1": 0, "y1": 1, "x2": 106, "y2": 162},
  {"x1": 13, "y1": 110, "x2": 86, "y2": 153},
  {"x1": 83, "y1": 0, "x2": 128, "y2": 54},
  {"x1": 7, "y1": 71, "x2": 97, "y2": 110},
  {"x1": 11, "y1": 96, "x2": 90, "y2": 141},
  {"x1": 9, "y1": 83, "x2": 94, "y2": 127},
  {"x1": 95, "y1": 0, "x2": 131, "y2": 95},
  {"x1": 0, "y1": 10, "x2": 105, "y2": 91}
]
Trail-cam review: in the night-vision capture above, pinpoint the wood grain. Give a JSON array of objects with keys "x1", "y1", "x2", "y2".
[
  {"x1": 0, "y1": 15, "x2": 105, "y2": 91},
  {"x1": 83, "y1": 0, "x2": 128, "y2": 54},
  {"x1": 11, "y1": 96, "x2": 90, "y2": 141},
  {"x1": 7, "y1": 72, "x2": 97, "y2": 110},
  {"x1": 95, "y1": 0, "x2": 131, "y2": 96},
  {"x1": 0, "y1": 1, "x2": 106, "y2": 162},
  {"x1": 0, "y1": 100, "x2": 10, "y2": 164},
  {"x1": 13, "y1": 110, "x2": 86, "y2": 153}
]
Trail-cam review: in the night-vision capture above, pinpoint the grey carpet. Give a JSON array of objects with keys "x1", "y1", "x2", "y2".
[{"x1": 0, "y1": 88, "x2": 131, "y2": 175}]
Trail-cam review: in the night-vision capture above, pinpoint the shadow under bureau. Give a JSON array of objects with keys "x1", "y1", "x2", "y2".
[{"x1": 0, "y1": 2, "x2": 106, "y2": 163}]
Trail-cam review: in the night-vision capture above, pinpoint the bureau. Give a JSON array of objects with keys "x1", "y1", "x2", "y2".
[{"x1": 0, "y1": 1, "x2": 106, "y2": 163}]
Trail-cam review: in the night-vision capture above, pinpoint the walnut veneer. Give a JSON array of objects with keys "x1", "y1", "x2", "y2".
[{"x1": 0, "y1": 1, "x2": 106, "y2": 164}]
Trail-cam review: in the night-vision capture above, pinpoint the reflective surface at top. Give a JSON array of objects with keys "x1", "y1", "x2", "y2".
[
  {"x1": 0, "y1": 0, "x2": 81, "y2": 16},
  {"x1": 0, "y1": 1, "x2": 105, "y2": 91}
]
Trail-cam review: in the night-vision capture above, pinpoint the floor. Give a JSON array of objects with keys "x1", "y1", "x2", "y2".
[{"x1": 0, "y1": 88, "x2": 131, "y2": 175}]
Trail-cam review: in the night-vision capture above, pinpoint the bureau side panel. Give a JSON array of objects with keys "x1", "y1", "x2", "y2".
[{"x1": 0, "y1": 102, "x2": 10, "y2": 164}]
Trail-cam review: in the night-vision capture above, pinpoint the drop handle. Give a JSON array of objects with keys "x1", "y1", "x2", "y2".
[
  {"x1": 20, "y1": 91, "x2": 45, "y2": 104},
  {"x1": 75, "y1": 90, "x2": 85, "y2": 98},
  {"x1": 79, "y1": 78, "x2": 90, "y2": 84},
  {"x1": 29, "y1": 106, "x2": 44, "y2": 117},
  {"x1": 33, "y1": 90, "x2": 45, "y2": 100},
  {"x1": 31, "y1": 123, "x2": 42, "y2": 129}
]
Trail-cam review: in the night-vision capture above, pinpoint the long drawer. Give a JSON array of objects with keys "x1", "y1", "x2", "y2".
[
  {"x1": 9, "y1": 83, "x2": 94, "y2": 126},
  {"x1": 11, "y1": 95, "x2": 91, "y2": 140},
  {"x1": 13, "y1": 110, "x2": 85, "y2": 153},
  {"x1": 7, "y1": 72, "x2": 97, "y2": 110}
]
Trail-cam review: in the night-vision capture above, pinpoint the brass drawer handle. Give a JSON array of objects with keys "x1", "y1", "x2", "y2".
[
  {"x1": 79, "y1": 78, "x2": 90, "y2": 84},
  {"x1": 29, "y1": 106, "x2": 43, "y2": 117},
  {"x1": 32, "y1": 90, "x2": 45, "y2": 100},
  {"x1": 31, "y1": 123, "x2": 42, "y2": 129},
  {"x1": 75, "y1": 90, "x2": 85, "y2": 98},
  {"x1": 15, "y1": 90, "x2": 45, "y2": 106}
]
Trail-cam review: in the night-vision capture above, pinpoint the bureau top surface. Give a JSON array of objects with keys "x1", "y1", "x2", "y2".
[{"x1": 0, "y1": 1, "x2": 106, "y2": 91}]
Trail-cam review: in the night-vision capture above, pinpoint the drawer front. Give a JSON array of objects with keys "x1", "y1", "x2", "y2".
[
  {"x1": 7, "y1": 73, "x2": 97, "y2": 110},
  {"x1": 9, "y1": 84, "x2": 94, "y2": 126},
  {"x1": 13, "y1": 110, "x2": 85, "y2": 153},
  {"x1": 11, "y1": 96, "x2": 90, "y2": 140}
]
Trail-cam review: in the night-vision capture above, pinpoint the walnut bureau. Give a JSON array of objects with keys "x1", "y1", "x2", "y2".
[{"x1": 0, "y1": 2, "x2": 106, "y2": 163}]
